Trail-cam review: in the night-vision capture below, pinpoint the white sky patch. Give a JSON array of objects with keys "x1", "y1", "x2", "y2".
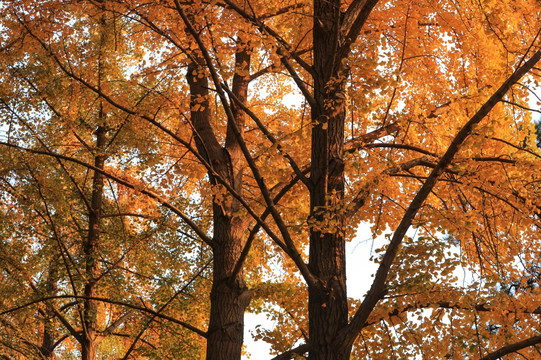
[
  {"x1": 243, "y1": 222, "x2": 390, "y2": 359},
  {"x1": 243, "y1": 312, "x2": 273, "y2": 359},
  {"x1": 347, "y1": 222, "x2": 387, "y2": 300}
]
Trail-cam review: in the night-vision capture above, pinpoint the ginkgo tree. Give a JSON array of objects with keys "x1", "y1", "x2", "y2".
[
  {"x1": 0, "y1": 3, "x2": 209, "y2": 359},
  {"x1": 1, "y1": 0, "x2": 541, "y2": 359}
]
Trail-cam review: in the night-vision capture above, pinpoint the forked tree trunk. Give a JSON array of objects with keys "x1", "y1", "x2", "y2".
[{"x1": 187, "y1": 42, "x2": 252, "y2": 360}]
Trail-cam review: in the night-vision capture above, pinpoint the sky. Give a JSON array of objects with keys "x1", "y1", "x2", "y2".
[{"x1": 242, "y1": 222, "x2": 385, "y2": 359}]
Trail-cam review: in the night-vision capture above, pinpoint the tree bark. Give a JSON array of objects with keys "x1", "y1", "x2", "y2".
[
  {"x1": 187, "y1": 41, "x2": 252, "y2": 360},
  {"x1": 80, "y1": 8, "x2": 112, "y2": 357},
  {"x1": 206, "y1": 211, "x2": 251, "y2": 360},
  {"x1": 81, "y1": 339, "x2": 98, "y2": 360},
  {"x1": 81, "y1": 124, "x2": 107, "y2": 360},
  {"x1": 39, "y1": 263, "x2": 59, "y2": 359},
  {"x1": 308, "y1": 0, "x2": 350, "y2": 359}
]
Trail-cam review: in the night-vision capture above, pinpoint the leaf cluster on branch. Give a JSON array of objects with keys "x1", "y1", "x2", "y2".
[{"x1": 1, "y1": 0, "x2": 541, "y2": 359}]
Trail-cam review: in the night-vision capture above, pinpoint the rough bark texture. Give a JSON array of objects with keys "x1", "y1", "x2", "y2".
[
  {"x1": 206, "y1": 211, "x2": 251, "y2": 360},
  {"x1": 187, "y1": 43, "x2": 252, "y2": 360},
  {"x1": 308, "y1": 0, "x2": 350, "y2": 359},
  {"x1": 81, "y1": 341, "x2": 98, "y2": 360}
]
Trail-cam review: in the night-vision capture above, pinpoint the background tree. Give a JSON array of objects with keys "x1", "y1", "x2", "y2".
[{"x1": 0, "y1": 2, "x2": 209, "y2": 358}]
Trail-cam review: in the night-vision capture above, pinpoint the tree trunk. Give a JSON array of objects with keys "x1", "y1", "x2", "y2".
[
  {"x1": 80, "y1": 8, "x2": 112, "y2": 357},
  {"x1": 40, "y1": 264, "x2": 59, "y2": 359},
  {"x1": 206, "y1": 211, "x2": 251, "y2": 360},
  {"x1": 82, "y1": 124, "x2": 107, "y2": 360},
  {"x1": 81, "y1": 338, "x2": 98, "y2": 360},
  {"x1": 308, "y1": 0, "x2": 350, "y2": 359},
  {"x1": 187, "y1": 42, "x2": 252, "y2": 360}
]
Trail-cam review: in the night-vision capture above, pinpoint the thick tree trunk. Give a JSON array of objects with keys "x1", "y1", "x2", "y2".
[
  {"x1": 308, "y1": 0, "x2": 350, "y2": 359},
  {"x1": 40, "y1": 329, "x2": 55, "y2": 359},
  {"x1": 81, "y1": 338, "x2": 98, "y2": 360},
  {"x1": 187, "y1": 43, "x2": 252, "y2": 360},
  {"x1": 206, "y1": 211, "x2": 251, "y2": 360}
]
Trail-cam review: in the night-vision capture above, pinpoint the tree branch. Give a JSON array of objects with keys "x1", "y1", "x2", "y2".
[
  {"x1": 338, "y1": 49, "x2": 541, "y2": 350},
  {"x1": 0, "y1": 142, "x2": 214, "y2": 246},
  {"x1": 220, "y1": 0, "x2": 314, "y2": 75},
  {"x1": 120, "y1": 261, "x2": 211, "y2": 359},
  {"x1": 18, "y1": 16, "x2": 315, "y2": 277},
  {"x1": 0, "y1": 295, "x2": 207, "y2": 338},
  {"x1": 479, "y1": 335, "x2": 541, "y2": 360},
  {"x1": 223, "y1": 83, "x2": 310, "y2": 188},
  {"x1": 229, "y1": 166, "x2": 309, "y2": 285},
  {"x1": 270, "y1": 343, "x2": 310, "y2": 360},
  {"x1": 175, "y1": 2, "x2": 318, "y2": 288},
  {"x1": 339, "y1": 0, "x2": 380, "y2": 60},
  {"x1": 345, "y1": 156, "x2": 435, "y2": 218},
  {"x1": 344, "y1": 123, "x2": 401, "y2": 152}
]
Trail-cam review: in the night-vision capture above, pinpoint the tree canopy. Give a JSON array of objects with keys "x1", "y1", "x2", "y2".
[{"x1": 1, "y1": 0, "x2": 541, "y2": 359}]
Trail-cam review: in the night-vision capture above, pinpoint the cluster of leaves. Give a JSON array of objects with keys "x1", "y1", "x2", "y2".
[{"x1": 0, "y1": 0, "x2": 541, "y2": 359}]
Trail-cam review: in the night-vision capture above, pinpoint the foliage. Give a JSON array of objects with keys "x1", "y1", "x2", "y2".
[{"x1": 0, "y1": 0, "x2": 541, "y2": 359}]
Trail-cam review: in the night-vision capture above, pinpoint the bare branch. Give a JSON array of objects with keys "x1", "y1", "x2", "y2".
[
  {"x1": 344, "y1": 123, "x2": 401, "y2": 152},
  {"x1": 101, "y1": 311, "x2": 133, "y2": 337},
  {"x1": 0, "y1": 142, "x2": 214, "y2": 246},
  {"x1": 0, "y1": 295, "x2": 207, "y2": 338},
  {"x1": 279, "y1": 55, "x2": 317, "y2": 108}
]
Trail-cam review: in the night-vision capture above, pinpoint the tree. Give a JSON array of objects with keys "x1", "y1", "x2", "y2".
[
  {"x1": 1, "y1": 0, "x2": 541, "y2": 359},
  {"x1": 0, "y1": 3, "x2": 209, "y2": 358}
]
